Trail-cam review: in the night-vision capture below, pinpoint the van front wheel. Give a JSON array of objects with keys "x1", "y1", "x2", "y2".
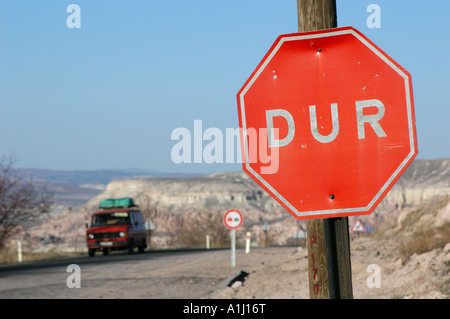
[{"x1": 138, "y1": 240, "x2": 145, "y2": 254}]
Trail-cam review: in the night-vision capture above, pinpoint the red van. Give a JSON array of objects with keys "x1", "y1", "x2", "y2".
[{"x1": 86, "y1": 198, "x2": 147, "y2": 257}]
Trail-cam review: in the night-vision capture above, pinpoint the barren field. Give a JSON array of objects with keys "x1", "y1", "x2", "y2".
[
  {"x1": 210, "y1": 236, "x2": 449, "y2": 299},
  {"x1": 0, "y1": 236, "x2": 448, "y2": 299}
]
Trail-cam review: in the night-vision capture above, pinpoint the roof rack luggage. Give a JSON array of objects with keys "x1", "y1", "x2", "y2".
[{"x1": 99, "y1": 197, "x2": 138, "y2": 209}]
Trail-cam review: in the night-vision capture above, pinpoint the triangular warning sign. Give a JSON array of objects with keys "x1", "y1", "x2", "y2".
[{"x1": 352, "y1": 219, "x2": 366, "y2": 232}]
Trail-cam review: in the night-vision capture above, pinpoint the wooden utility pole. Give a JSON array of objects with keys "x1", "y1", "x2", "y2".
[
  {"x1": 297, "y1": 0, "x2": 353, "y2": 299},
  {"x1": 297, "y1": 0, "x2": 337, "y2": 32}
]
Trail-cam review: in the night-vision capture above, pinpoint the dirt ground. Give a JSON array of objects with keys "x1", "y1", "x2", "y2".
[
  {"x1": 0, "y1": 236, "x2": 448, "y2": 299},
  {"x1": 209, "y1": 236, "x2": 449, "y2": 299}
]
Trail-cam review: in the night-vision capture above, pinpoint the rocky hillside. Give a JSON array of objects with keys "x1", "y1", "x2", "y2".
[
  {"x1": 85, "y1": 171, "x2": 280, "y2": 213},
  {"x1": 380, "y1": 158, "x2": 450, "y2": 208},
  {"x1": 19, "y1": 159, "x2": 450, "y2": 252},
  {"x1": 86, "y1": 158, "x2": 450, "y2": 212}
]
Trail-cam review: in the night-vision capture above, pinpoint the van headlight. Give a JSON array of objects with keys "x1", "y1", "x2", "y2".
[
  {"x1": 88, "y1": 233, "x2": 94, "y2": 239},
  {"x1": 119, "y1": 231, "x2": 126, "y2": 238}
]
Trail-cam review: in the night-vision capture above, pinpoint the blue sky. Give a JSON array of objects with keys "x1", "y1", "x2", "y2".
[{"x1": 1, "y1": 0, "x2": 449, "y2": 174}]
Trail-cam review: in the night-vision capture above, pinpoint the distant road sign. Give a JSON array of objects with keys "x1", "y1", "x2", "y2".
[
  {"x1": 352, "y1": 219, "x2": 366, "y2": 232},
  {"x1": 145, "y1": 218, "x2": 155, "y2": 230},
  {"x1": 224, "y1": 210, "x2": 243, "y2": 230}
]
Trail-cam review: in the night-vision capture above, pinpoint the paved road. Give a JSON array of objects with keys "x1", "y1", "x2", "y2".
[{"x1": 0, "y1": 248, "x2": 235, "y2": 299}]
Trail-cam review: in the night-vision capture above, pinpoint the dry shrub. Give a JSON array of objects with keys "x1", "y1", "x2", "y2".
[
  {"x1": 0, "y1": 246, "x2": 18, "y2": 264},
  {"x1": 393, "y1": 195, "x2": 450, "y2": 261},
  {"x1": 176, "y1": 210, "x2": 230, "y2": 248},
  {"x1": 0, "y1": 245, "x2": 83, "y2": 265},
  {"x1": 435, "y1": 222, "x2": 450, "y2": 249},
  {"x1": 0, "y1": 155, "x2": 53, "y2": 248},
  {"x1": 397, "y1": 222, "x2": 450, "y2": 262},
  {"x1": 397, "y1": 228, "x2": 435, "y2": 261}
]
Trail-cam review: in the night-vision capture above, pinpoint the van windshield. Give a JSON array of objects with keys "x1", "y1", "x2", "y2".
[{"x1": 91, "y1": 212, "x2": 130, "y2": 227}]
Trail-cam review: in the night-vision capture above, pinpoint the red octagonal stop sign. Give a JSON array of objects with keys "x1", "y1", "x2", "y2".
[{"x1": 237, "y1": 27, "x2": 418, "y2": 220}]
